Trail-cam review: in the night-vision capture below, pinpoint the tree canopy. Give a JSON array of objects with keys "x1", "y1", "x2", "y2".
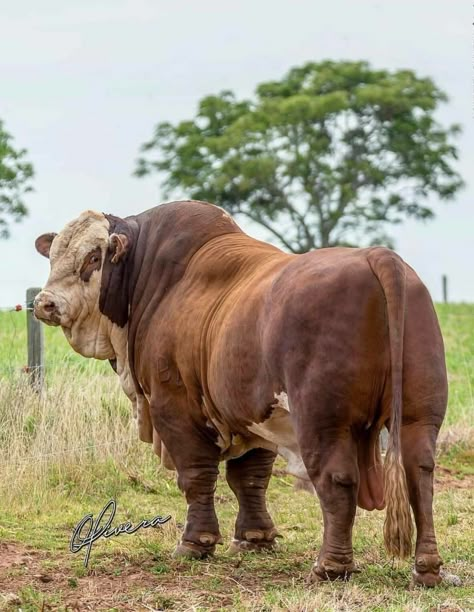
[
  {"x1": 0, "y1": 120, "x2": 34, "y2": 239},
  {"x1": 135, "y1": 61, "x2": 463, "y2": 252}
]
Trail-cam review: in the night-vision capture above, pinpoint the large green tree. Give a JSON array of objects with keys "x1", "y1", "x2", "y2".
[
  {"x1": 135, "y1": 61, "x2": 463, "y2": 251},
  {"x1": 0, "y1": 120, "x2": 34, "y2": 238}
]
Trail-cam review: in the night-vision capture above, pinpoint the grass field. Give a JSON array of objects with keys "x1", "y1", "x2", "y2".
[{"x1": 0, "y1": 305, "x2": 473, "y2": 611}]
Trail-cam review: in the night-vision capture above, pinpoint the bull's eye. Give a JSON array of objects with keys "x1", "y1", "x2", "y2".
[{"x1": 80, "y1": 248, "x2": 102, "y2": 282}]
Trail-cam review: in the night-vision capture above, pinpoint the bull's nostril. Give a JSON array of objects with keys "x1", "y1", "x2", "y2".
[{"x1": 44, "y1": 301, "x2": 56, "y2": 313}]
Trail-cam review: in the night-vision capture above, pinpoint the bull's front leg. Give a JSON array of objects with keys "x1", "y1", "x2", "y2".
[
  {"x1": 150, "y1": 398, "x2": 222, "y2": 559},
  {"x1": 174, "y1": 460, "x2": 221, "y2": 559},
  {"x1": 226, "y1": 448, "x2": 279, "y2": 553}
]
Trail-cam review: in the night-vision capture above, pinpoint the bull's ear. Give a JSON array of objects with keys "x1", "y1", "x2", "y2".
[
  {"x1": 35, "y1": 233, "x2": 57, "y2": 259},
  {"x1": 109, "y1": 233, "x2": 130, "y2": 264}
]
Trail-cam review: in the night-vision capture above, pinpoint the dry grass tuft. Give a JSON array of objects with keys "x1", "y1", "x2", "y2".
[{"x1": 0, "y1": 370, "x2": 151, "y2": 507}]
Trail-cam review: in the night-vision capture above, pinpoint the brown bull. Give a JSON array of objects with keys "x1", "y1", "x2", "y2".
[{"x1": 34, "y1": 200, "x2": 447, "y2": 586}]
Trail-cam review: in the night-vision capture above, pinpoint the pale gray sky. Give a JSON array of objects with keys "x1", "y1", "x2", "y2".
[{"x1": 0, "y1": 0, "x2": 472, "y2": 306}]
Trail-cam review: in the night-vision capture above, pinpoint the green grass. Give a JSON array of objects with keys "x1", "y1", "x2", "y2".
[
  {"x1": 0, "y1": 308, "x2": 111, "y2": 380},
  {"x1": 0, "y1": 304, "x2": 473, "y2": 610},
  {"x1": 436, "y1": 303, "x2": 474, "y2": 426},
  {"x1": 0, "y1": 457, "x2": 472, "y2": 610}
]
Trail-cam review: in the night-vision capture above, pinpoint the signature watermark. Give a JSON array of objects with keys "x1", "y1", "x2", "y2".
[{"x1": 70, "y1": 499, "x2": 171, "y2": 567}]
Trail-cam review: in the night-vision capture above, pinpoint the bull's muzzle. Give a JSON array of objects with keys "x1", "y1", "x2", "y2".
[{"x1": 33, "y1": 291, "x2": 61, "y2": 325}]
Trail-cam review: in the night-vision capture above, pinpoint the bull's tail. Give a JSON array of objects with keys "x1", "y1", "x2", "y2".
[{"x1": 367, "y1": 247, "x2": 413, "y2": 559}]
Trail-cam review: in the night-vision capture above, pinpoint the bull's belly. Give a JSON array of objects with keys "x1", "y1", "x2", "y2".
[
  {"x1": 245, "y1": 393, "x2": 312, "y2": 484},
  {"x1": 203, "y1": 392, "x2": 312, "y2": 485}
]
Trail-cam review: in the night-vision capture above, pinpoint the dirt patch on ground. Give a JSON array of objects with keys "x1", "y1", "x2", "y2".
[
  {"x1": 0, "y1": 542, "x2": 44, "y2": 572},
  {"x1": 0, "y1": 542, "x2": 168, "y2": 610},
  {"x1": 435, "y1": 466, "x2": 474, "y2": 491},
  {"x1": 0, "y1": 534, "x2": 470, "y2": 611},
  {"x1": 0, "y1": 541, "x2": 272, "y2": 611}
]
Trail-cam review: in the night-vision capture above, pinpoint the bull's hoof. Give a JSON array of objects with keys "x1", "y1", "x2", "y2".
[
  {"x1": 172, "y1": 535, "x2": 219, "y2": 560},
  {"x1": 173, "y1": 542, "x2": 211, "y2": 559},
  {"x1": 306, "y1": 560, "x2": 356, "y2": 584},
  {"x1": 411, "y1": 570, "x2": 442, "y2": 588},
  {"x1": 410, "y1": 555, "x2": 443, "y2": 588},
  {"x1": 228, "y1": 528, "x2": 280, "y2": 555},
  {"x1": 228, "y1": 538, "x2": 278, "y2": 554}
]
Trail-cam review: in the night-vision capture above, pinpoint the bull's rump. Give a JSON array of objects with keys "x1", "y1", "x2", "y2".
[
  {"x1": 209, "y1": 246, "x2": 389, "y2": 430},
  {"x1": 200, "y1": 244, "x2": 445, "y2": 511},
  {"x1": 208, "y1": 245, "x2": 444, "y2": 425}
]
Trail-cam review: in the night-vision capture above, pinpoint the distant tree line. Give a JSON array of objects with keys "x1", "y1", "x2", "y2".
[
  {"x1": 0, "y1": 120, "x2": 34, "y2": 239},
  {"x1": 135, "y1": 60, "x2": 463, "y2": 251},
  {"x1": 2, "y1": 60, "x2": 464, "y2": 249}
]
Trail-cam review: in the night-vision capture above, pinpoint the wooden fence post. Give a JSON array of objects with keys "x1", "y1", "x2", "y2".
[
  {"x1": 26, "y1": 287, "x2": 44, "y2": 393},
  {"x1": 442, "y1": 275, "x2": 448, "y2": 304}
]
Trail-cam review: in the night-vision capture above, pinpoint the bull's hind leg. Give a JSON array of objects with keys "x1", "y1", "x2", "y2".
[
  {"x1": 226, "y1": 448, "x2": 279, "y2": 553},
  {"x1": 300, "y1": 429, "x2": 359, "y2": 582},
  {"x1": 401, "y1": 268, "x2": 448, "y2": 586},
  {"x1": 401, "y1": 421, "x2": 444, "y2": 587}
]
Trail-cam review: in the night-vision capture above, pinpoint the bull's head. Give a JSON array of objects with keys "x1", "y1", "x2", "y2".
[{"x1": 34, "y1": 210, "x2": 130, "y2": 358}]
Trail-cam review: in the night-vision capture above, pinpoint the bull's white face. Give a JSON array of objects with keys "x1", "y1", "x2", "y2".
[{"x1": 34, "y1": 210, "x2": 119, "y2": 359}]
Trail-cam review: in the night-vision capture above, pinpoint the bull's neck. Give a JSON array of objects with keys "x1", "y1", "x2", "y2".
[
  {"x1": 109, "y1": 321, "x2": 136, "y2": 401},
  {"x1": 63, "y1": 310, "x2": 126, "y2": 362},
  {"x1": 65, "y1": 313, "x2": 135, "y2": 400},
  {"x1": 109, "y1": 320, "x2": 128, "y2": 369}
]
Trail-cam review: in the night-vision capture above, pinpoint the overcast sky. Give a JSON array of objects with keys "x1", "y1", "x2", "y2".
[{"x1": 0, "y1": 0, "x2": 472, "y2": 307}]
